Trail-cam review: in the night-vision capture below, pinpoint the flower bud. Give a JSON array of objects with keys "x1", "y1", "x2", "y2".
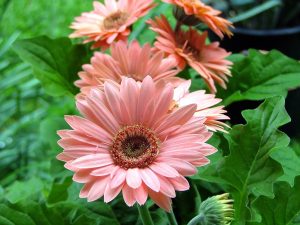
[{"x1": 187, "y1": 193, "x2": 234, "y2": 225}]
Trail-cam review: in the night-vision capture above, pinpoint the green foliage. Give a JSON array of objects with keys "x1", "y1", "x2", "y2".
[
  {"x1": 250, "y1": 176, "x2": 300, "y2": 225},
  {"x1": 13, "y1": 36, "x2": 90, "y2": 96},
  {"x1": 218, "y1": 50, "x2": 300, "y2": 106}
]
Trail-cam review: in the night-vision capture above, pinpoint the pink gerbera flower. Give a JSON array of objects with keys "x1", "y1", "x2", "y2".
[
  {"x1": 76, "y1": 41, "x2": 180, "y2": 94},
  {"x1": 172, "y1": 80, "x2": 229, "y2": 132},
  {"x1": 163, "y1": 0, "x2": 233, "y2": 38},
  {"x1": 69, "y1": 0, "x2": 155, "y2": 49},
  {"x1": 148, "y1": 15, "x2": 232, "y2": 93},
  {"x1": 57, "y1": 76, "x2": 216, "y2": 211}
]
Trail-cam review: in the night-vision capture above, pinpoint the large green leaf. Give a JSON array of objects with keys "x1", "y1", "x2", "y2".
[
  {"x1": 219, "y1": 97, "x2": 291, "y2": 224},
  {"x1": 13, "y1": 36, "x2": 90, "y2": 96},
  {"x1": 0, "y1": 200, "x2": 120, "y2": 225},
  {"x1": 250, "y1": 176, "x2": 300, "y2": 225},
  {"x1": 271, "y1": 143, "x2": 300, "y2": 186},
  {"x1": 218, "y1": 50, "x2": 300, "y2": 105}
]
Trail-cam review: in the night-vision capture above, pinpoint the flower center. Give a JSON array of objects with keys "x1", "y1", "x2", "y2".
[
  {"x1": 111, "y1": 125, "x2": 160, "y2": 169},
  {"x1": 103, "y1": 11, "x2": 129, "y2": 30}
]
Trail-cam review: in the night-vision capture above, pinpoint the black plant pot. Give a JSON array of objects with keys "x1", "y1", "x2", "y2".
[
  {"x1": 209, "y1": 25, "x2": 300, "y2": 59},
  {"x1": 209, "y1": 26, "x2": 300, "y2": 137}
]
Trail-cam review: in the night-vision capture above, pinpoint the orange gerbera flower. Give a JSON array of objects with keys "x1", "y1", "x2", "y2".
[
  {"x1": 164, "y1": 0, "x2": 233, "y2": 38},
  {"x1": 148, "y1": 15, "x2": 232, "y2": 93},
  {"x1": 69, "y1": 0, "x2": 154, "y2": 49}
]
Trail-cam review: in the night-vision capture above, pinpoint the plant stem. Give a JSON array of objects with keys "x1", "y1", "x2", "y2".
[
  {"x1": 187, "y1": 213, "x2": 206, "y2": 225},
  {"x1": 137, "y1": 204, "x2": 154, "y2": 225},
  {"x1": 166, "y1": 210, "x2": 178, "y2": 225}
]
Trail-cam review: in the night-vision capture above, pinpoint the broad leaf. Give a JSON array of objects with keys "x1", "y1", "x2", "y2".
[
  {"x1": 218, "y1": 50, "x2": 300, "y2": 105},
  {"x1": 13, "y1": 36, "x2": 89, "y2": 96},
  {"x1": 219, "y1": 97, "x2": 291, "y2": 224},
  {"x1": 271, "y1": 144, "x2": 300, "y2": 186},
  {"x1": 250, "y1": 176, "x2": 300, "y2": 225}
]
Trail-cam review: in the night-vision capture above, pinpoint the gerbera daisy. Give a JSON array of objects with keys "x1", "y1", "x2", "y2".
[
  {"x1": 148, "y1": 15, "x2": 232, "y2": 93},
  {"x1": 172, "y1": 80, "x2": 229, "y2": 132},
  {"x1": 69, "y1": 0, "x2": 155, "y2": 49},
  {"x1": 57, "y1": 76, "x2": 216, "y2": 211},
  {"x1": 75, "y1": 40, "x2": 180, "y2": 94},
  {"x1": 163, "y1": 0, "x2": 233, "y2": 38}
]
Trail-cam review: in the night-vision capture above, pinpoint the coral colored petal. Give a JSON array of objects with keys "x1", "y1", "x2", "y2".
[
  {"x1": 104, "y1": 181, "x2": 123, "y2": 203},
  {"x1": 148, "y1": 189, "x2": 172, "y2": 212},
  {"x1": 71, "y1": 154, "x2": 113, "y2": 169},
  {"x1": 150, "y1": 162, "x2": 179, "y2": 178},
  {"x1": 87, "y1": 176, "x2": 110, "y2": 202},
  {"x1": 111, "y1": 167, "x2": 127, "y2": 188},
  {"x1": 122, "y1": 184, "x2": 136, "y2": 206},
  {"x1": 134, "y1": 184, "x2": 148, "y2": 205},
  {"x1": 169, "y1": 176, "x2": 190, "y2": 191},
  {"x1": 126, "y1": 168, "x2": 142, "y2": 189},
  {"x1": 140, "y1": 168, "x2": 160, "y2": 192}
]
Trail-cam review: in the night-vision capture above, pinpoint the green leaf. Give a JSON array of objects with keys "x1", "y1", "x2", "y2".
[
  {"x1": 219, "y1": 97, "x2": 291, "y2": 224},
  {"x1": 5, "y1": 178, "x2": 44, "y2": 204},
  {"x1": 48, "y1": 177, "x2": 72, "y2": 204},
  {"x1": 250, "y1": 176, "x2": 300, "y2": 225},
  {"x1": 271, "y1": 145, "x2": 300, "y2": 186},
  {"x1": 218, "y1": 50, "x2": 300, "y2": 106},
  {"x1": 13, "y1": 36, "x2": 90, "y2": 96}
]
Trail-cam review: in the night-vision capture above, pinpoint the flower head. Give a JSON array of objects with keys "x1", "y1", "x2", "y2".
[
  {"x1": 57, "y1": 76, "x2": 216, "y2": 211},
  {"x1": 76, "y1": 41, "x2": 180, "y2": 94},
  {"x1": 164, "y1": 0, "x2": 233, "y2": 38},
  {"x1": 173, "y1": 80, "x2": 229, "y2": 132},
  {"x1": 69, "y1": 0, "x2": 155, "y2": 49},
  {"x1": 148, "y1": 15, "x2": 232, "y2": 93},
  {"x1": 196, "y1": 193, "x2": 234, "y2": 225}
]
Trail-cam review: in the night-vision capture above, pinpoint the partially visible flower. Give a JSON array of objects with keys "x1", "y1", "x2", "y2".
[
  {"x1": 187, "y1": 193, "x2": 234, "y2": 225},
  {"x1": 69, "y1": 0, "x2": 155, "y2": 49},
  {"x1": 76, "y1": 41, "x2": 181, "y2": 94},
  {"x1": 57, "y1": 76, "x2": 216, "y2": 211},
  {"x1": 163, "y1": 0, "x2": 233, "y2": 38},
  {"x1": 172, "y1": 80, "x2": 229, "y2": 132},
  {"x1": 148, "y1": 15, "x2": 232, "y2": 93}
]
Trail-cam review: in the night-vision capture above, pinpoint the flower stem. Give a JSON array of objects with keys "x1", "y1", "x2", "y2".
[
  {"x1": 187, "y1": 213, "x2": 206, "y2": 225},
  {"x1": 166, "y1": 210, "x2": 178, "y2": 225},
  {"x1": 137, "y1": 204, "x2": 154, "y2": 225}
]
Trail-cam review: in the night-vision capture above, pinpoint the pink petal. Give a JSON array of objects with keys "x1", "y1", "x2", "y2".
[
  {"x1": 87, "y1": 176, "x2": 110, "y2": 202},
  {"x1": 134, "y1": 184, "x2": 148, "y2": 205},
  {"x1": 150, "y1": 162, "x2": 179, "y2": 178},
  {"x1": 111, "y1": 167, "x2": 127, "y2": 188},
  {"x1": 122, "y1": 184, "x2": 136, "y2": 206},
  {"x1": 148, "y1": 189, "x2": 172, "y2": 212},
  {"x1": 71, "y1": 154, "x2": 113, "y2": 169},
  {"x1": 126, "y1": 168, "x2": 142, "y2": 189},
  {"x1": 140, "y1": 168, "x2": 160, "y2": 192}
]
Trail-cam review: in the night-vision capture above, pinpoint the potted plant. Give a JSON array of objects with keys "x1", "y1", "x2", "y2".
[
  {"x1": 207, "y1": 0, "x2": 300, "y2": 59},
  {"x1": 204, "y1": 0, "x2": 300, "y2": 137}
]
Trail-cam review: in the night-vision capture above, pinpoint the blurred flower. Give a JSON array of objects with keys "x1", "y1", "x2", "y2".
[
  {"x1": 76, "y1": 41, "x2": 181, "y2": 94},
  {"x1": 148, "y1": 15, "x2": 232, "y2": 93},
  {"x1": 187, "y1": 193, "x2": 234, "y2": 225},
  {"x1": 172, "y1": 80, "x2": 229, "y2": 132},
  {"x1": 69, "y1": 0, "x2": 154, "y2": 49},
  {"x1": 164, "y1": 0, "x2": 233, "y2": 38},
  {"x1": 57, "y1": 76, "x2": 216, "y2": 211}
]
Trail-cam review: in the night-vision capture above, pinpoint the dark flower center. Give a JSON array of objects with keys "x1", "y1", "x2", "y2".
[
  {"x1": 111, "y1": 125, "x2": 160, "y2": 169},
  {"x1": 103, "y1": 11, "x2": 129, "y2": 30}
]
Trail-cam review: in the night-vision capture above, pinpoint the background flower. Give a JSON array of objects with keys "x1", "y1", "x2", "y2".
[
  {"x1": 173, "y1": 80, "x2": 229, "y2": 132},
  {"x1": 163, "y1": 0, "x2": 233, "y2": 38},
  {"x1": 69, "y1": 0, "x2": 154, "y2": 49},
  {"x1": 57, "y1": 76, "x2": 216, "y2": 211},
  {"x1": 148, "y1": 15, "x2": 232, "y2": 93},
  {"x1": 76, "y1": 40, "x2": 181, "y2": 94}
]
